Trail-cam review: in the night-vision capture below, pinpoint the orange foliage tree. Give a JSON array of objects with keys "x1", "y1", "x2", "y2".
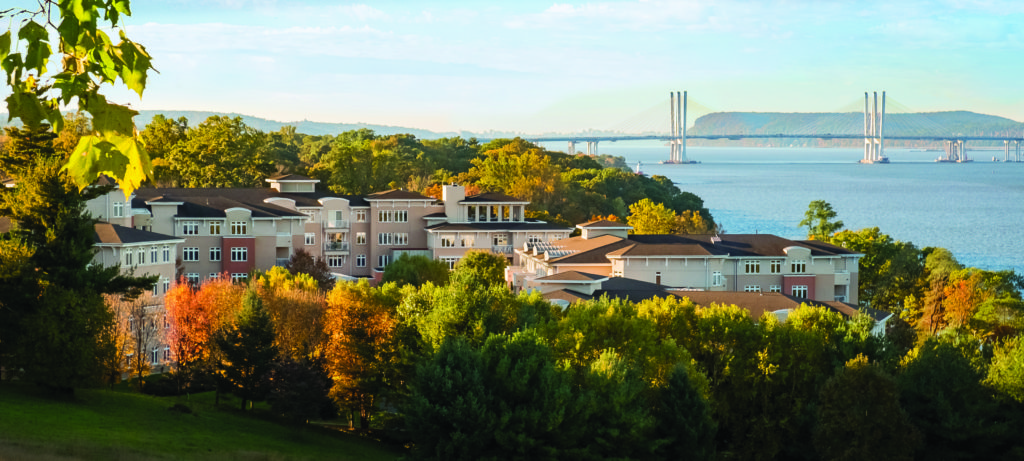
[
  {"x1": 943, "y1": 272, "x2": 986, "y2": 330},
  {"x1": 256, "y1": 267, "x2": 328, "y2": 361},
  {"x1": 422, "y1": 182, "x2": 481, "y2": 200},
  {"x1": 324, "y1": 281, "x2": 410, "y2": 429},
  {"x1": 164, "y1": 275, "x2": 244, "y2": 391}
]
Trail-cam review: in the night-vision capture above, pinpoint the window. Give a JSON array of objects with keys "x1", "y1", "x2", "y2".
[
  {"x1": 163, "y1": 347, "x2": 171, "y2": 362},
  {"x1": 231, "y1": 247, "x2": 248, "y2": 262},
  {"x1": 770, "y1": 260, "x2": 782, "y2": 274},
  {"x1": 302, "y1": 210, "x2": 316, "y2": 223},
  {"x1": 230, "y1": 221, "x2": 247, "y2": 235},
  {"x1": 162, "y1": 279, "x2": 170, "y2": 293},
  {"x1": 355, "y1": 210, "x2": 367, "y2": 222},
  {"x1": 152, "y1": 282, "x2": 159, "y2": 295},
  {"x1": 113, "y1": 201, "x2": 124, "y2": 218},
  {"x1": 440, "y1": 235, "x2": 455, "y2": 248},
  {"x1": 769, "y1": 285, "x2": 782, "y2": 293},
  {"x1": 356, "y1": 232, "x2": 366, "y2": 245},
  {"x1": 151, "y1": 349, "x2": 159, "y2": 365},
  {"x1": 712, "y1": 271, "x2": 723, "y2": 287},
  {"x1": 378, "y1": 232, "x2": 392, "y2": 245},
  {"x1": 377, "y1": 210, "x2": 391, "y2": 222},
  {"x1": 744, "y1": 260, "x2": 760, "y2": 274},
  {"x1": 393, "y1": 233, "x2": 408, "y2": 245},
  {"x1": 138, "y1": 248, "x2": 145, "y2": 265},
  {"x1": 186, "y1": 273, "x2": 200, "y2": 285},
  {"x1": 305, "y1": 233, "x2": 316, "y2": 246},
  {"x1": 128, "y1": 316, "x2": 135, "y2": 332},
  {"x1": 493, "y1": 234, "x2": 508, "y2": 246},
  {"x1": 527, "y1": 234, "x2": 542, "y2": 245},
  {"x1": 209, "y1": 221, "x2": 222, "y2": 235},
  {"x1": 328, "y1": 255, "x2": 345, "y2": 267},
  {"x1": 209, "y1": 247, "x2": 221, "y2": 261},
  {"x1": 209, "y1": 273, "x2": 220, "y2": 280},
  {"x1": 744, "y1": 285, "x2": 760, "y2": 293},
  {"x1": 791, "y1": 285, "x2": 808, "y2": 298},
  {"x1": 231, "y1": 273, "x2": 248, "y2": 283},
  {"x1": 460, "y1": 235, "x2": 475, "y2": 248},
  {"x1": 378, "y1": 255, "x2": 389, "y2": 267},
  {"x1": 182, "y1": 221, "x2": 199, "y2": 235},
  {"x1": 356, "y1": 254, "x2": 366, "y2": 267},
  {"x1": 394, "y1": 210, "x2": 408, "y2": 222},
  {"x1": 150, "y1": 246, "x2": 158, "y2": 263},
  {"x1": 791, "y1": 260, "x2": 807, "y2": 273},
  {"x1": 441, "y1": 257, "x2": 460, "y2": 270},
  {"x1": 162, "y1": 245, "x2": 170, "y2": 262},
  {"x1": 182, "y1": 247, "x2": 199, "y2": 262},
  {"x1": 125, "y1": 250, "x2": 134, "y2": 266}
]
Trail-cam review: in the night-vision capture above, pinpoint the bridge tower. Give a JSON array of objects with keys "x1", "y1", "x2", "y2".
[
  {"x1": 668, "y1": 91, "x2": 689, "y2": 163},
  {"x1": 860, "y1": 91, "x2": 889, "y2": 164}
]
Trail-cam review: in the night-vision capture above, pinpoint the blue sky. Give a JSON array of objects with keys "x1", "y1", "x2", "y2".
[{"x1": 8, "y1": 0, "x2": 1024, "y2": 133}]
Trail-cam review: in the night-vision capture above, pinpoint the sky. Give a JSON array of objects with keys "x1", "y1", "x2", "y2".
[{"x1": 6, "y1": 0, "x2": 1024, "y2": 133}]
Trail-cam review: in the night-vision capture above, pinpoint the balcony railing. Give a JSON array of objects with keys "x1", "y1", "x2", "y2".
[
  {"x1": 325, "y1": 220, "x2": 350, "y2": 229},
  {"x1": 492, "y1": 245, "x2": 513, "y2": 254},
  {"x1": 325, "y1": 241, "x2": 350, "y2": 252},
  {"x1": 275, "y1": 258, "x2": 290, "y2": 267}
]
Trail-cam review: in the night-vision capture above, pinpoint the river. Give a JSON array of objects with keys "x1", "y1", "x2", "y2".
[{"x1": 540, "y1": 144, "x2": 1024, "y2": 271}]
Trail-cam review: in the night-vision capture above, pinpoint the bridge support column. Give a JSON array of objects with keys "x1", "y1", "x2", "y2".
[
  {"x1": 861, "y1": 91, "x2": 886, "y2": 163},
  {"x1": 568, "y1": 141, "x2": 576, "y2": 156},
  {"x1": 1005, "y1": 140, "x2": 1010, "y2": 162},
  {"x1": 586, "y1": 141, "x2": 598, "y2": 156}
]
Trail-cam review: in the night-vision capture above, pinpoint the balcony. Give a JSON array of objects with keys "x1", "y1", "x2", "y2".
[
  {"x1": 325, "y1": 220, "x2": 349, "y2": 230},
  {"x1": 492, "y1": 245, "x2": 513, "y2": 255},
  {"x1": 275, "y1": 258, "x2": 290, "y2": 267},
  {"x1": 325, "y1": 241, "x2": 350, "y2": 252},
  {"x1": 275, "y1": 233, "x2": 291, "y2": 247}
]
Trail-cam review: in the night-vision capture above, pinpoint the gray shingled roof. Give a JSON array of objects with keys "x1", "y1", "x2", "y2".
[
  {"x1": 578, "y1": 220, "x2": 631, "y2": 229},
  {"x1": 461, "y1": 192, "x2": 527, "y2": 203},
  {"x1": 93, "y1": 223, "x2": 182, "y2": 245},
  {"x1": 365, "y1": 189, "x2": 434, "y2": 201},
  {"x1": 535, "y1": 271, "x2": 608, "y2": 282}
]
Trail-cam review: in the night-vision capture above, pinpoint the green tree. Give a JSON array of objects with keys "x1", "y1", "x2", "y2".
[
  {"x1": 382, "y1": 253, "x2": 450, "y2": 288},
  {"x1": 453, "y1": 251, "x2": 507, "y2": 287},
  {"x1": 626, "y1": 198, "x2": 677, "y2": 234},
  {"x1": 164, "y1": 116, "x2": 275, "y2": 188},
  {"x1": 832, "y1": 227, "x2": 924, "y2": 312},
  {"x1": 2, "y1": 1, "x2": 155, "y2": 194},
  {"x1": 213, "y1": 289, "x2": 279, "y2": 410},
  {"x1": 651, "y1": 364, "x2": 717, "y2": 461},
  {"x1": 986, "y1": 334, "x2": 1024, "y2": 404},
  {"x1": 814, "y1": 355, "x2": 920, "y2": 461},
  {"x1": 140, "y1": 114, "x2": 188, "y2": 184},
  {"x1": 800, "y1": 200, "x2": 844, "y2": 242}
]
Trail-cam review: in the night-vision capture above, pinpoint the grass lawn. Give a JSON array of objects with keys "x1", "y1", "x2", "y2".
[{"x1": 0, "y1": 382, "x2": 403, "y2": 461}]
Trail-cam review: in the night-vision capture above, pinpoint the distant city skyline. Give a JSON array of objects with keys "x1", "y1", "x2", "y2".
[{"x1": 5, "y1": 0, "x2": 1024, "y2": 133}]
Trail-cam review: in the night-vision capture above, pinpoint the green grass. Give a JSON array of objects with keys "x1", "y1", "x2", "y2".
[{"x1": 0, "y1": 382, "x2": 403, "y2": 461}]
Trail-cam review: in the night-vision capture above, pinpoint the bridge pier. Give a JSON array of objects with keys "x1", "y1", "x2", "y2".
[
  {"x1": 860, "y1": 91, "x2": 888, "y2": 163},
  {"x1": 567, "y1": 141, "x2": 576, "y2": 156},
  {"x1": 667, "y1": 91, "x2": 690, "y2": 163},
  {"x1": 586, "y1": 141, "x2": 598, "y2": 156}
]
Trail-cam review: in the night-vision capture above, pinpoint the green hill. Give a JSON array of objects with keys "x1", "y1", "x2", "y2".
[{"x1": 0, "y1": 383, "x2": 401, "y2": 461}]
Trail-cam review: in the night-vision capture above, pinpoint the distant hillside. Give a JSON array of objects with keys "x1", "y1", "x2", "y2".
[
  {"x1": 687, "y1": 111, "x2": 1024, "y2": 147},
  {"x1": 132, "y1": 110, "x2": 462, "y2": 139}
]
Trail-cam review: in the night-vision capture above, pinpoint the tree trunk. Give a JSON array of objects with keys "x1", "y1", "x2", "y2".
[{"x1": 240, "y1": 398, "x2": 247, "y2": 411}]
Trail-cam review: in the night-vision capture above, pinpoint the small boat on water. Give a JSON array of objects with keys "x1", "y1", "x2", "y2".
[{"x1": 634, "y1": 161, "x2": 645, "y2": 176}]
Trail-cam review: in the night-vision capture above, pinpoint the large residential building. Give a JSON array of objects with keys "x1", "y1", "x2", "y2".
[{"x1": 512, "y1": 220, "x2": 863, "y2": 305}]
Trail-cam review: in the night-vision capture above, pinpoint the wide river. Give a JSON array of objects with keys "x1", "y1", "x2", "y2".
[{"x1": 541, "y1": 144, "x2": 1024, "y2": 271}]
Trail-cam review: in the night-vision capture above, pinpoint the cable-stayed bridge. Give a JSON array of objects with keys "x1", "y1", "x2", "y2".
[{"x1": 527, "y1": 92, "x2": 1024, "y2": 164}]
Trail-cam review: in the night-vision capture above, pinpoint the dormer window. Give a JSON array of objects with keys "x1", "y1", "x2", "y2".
[{"x1": 791, "y1": 261, "x2": 807, "y2": 273}]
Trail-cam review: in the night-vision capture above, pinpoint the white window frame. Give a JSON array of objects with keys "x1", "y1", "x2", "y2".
[
  {"x1": 441, "y1": 257, "x2": 459, "y2": 270},
  {"x1": 744, "y1": 260, "x2": 760, "y2": 274},
  {"x1": 744, "y1": 285, "x2": 760, "y2": 293},
  {"x1": 791, "y1": 260, "x2": 807, "y2": 273},
  {"x1": 393, "y1": 233, "x2": 409, "y2": 246},
  {"x1": 355, "y1": 209, "x2": 367, "y2": 222},
  {"x1": 493, "y1": 234, "x2": 509, "y2": 246},
  {"x1": 461, "y1": 235, "x2": 475, "y2": 248},
  {"x1": 440, "y1": 235, "x2": 455, "y2": 248},
  {"x1": 791, "y1": 285, "x2": 809, "y2": 298},
  {"x1": 210, "y1": 247, "x2": 221, "y2": 261},
  {"x1": 182, "y1": 221, "x2": 199, "y2": 236},
  {"x1": 185, "y1": 273, "x2": 200, "y2": 285},
  {"x1": 124, "y1": 250, "x2": 134, "y2": 266},
  {"x1": 378, "y1": 210, "x2": 392, "y2": 223},
  {"x1": 527, "y1": 234, "x2": 542, "y2": 244},
  {"x1": 356, "y1": 232, "x2": 366, "y2": 245},
  {"x1": 113, "y1": 201, "x2": 124, "y2": 218},
  {"x1": 377, "y1": 232, "x2": 392, "y2": 246},
  {"x1": 230, "y1": 221, "x2": 247, "y2": 235},
  {"x1": 378, "y1": 254, "x2": 389, "y2": 267},
  {"x1": 356, "y1": 254, "x2": 366, "y2": 267},
  {"x1": 327, "y1": 255, "x2": 345, "y2": 267},
  {"x1": 231, "y1": 273, "x2": 248, "y2": 283},
  {"x1": 209, "y1": 221, "x2": 222, "y2": 235},
  {"x1": 769, "y1": 285, "x2": 782, "y2": 293},
  {"x1": 182, "y1": 247, "x2": 199, "y2": 262},
  {"x1": 150, "y1": 246, "x2": 158, "y2": 263},
  {"x1": 394, "y1": 210, "x2": 408, "y2": 222},
  {"x1": 770, "y1": 260, "x2": 782, "y2": 274},
  {"x1": 230, "y1": 247, "x2": 248, "y2": 262},
  {"x1": 305, "y1": 233, "x2": 316, "y2": 246},
  {"x1": 162, "y1": 245, "x2": 170, "y2": 262},
  {"x1": 712, "y1": 271, "x2": 723, "y2": 287}
]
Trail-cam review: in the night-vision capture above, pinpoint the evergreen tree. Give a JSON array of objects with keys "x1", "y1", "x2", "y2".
[
  {"x1": 214, "y1": 289, "x2": 279, "y2": 410},
  {"x1": 652, "y1": 364, "x2": 717, "y2": 461}
]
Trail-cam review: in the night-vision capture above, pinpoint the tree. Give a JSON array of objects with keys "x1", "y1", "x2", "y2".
[
  {"x1": 140, "y1": 114, "x2": 188, "y2": 184},
  {"x1": 814, "y1": 355, "x2": 920, "y2": 461},
  {"x1": 986, "y1": 334, "x2": 1024, "y2": 404},
  {"x1": 381, "y1": 253, "x2": 450, "y2": 287},
  {"x1": 256, "y1": 267, "x2": 327, "y2": 362},
  {"x1": 285, "y1": 248, "x2": 335, "y2": 291},
  {"x1": 213, "y1": 289, "x2": 279, "y2": 410},
  {"x1": 832, "y1": 227, "x2": 924, "y2": 312},
  {"x1": 2, "y1": 1, "x2": 155, "y2": 194},
  {"x1": 453, "y1": 251, "x2": 507, "y2": 287},
  {"x1": 266, "y1": 356, "x2": 336, "y2": 423},
  {"x1": 676, "y1": 209, "x2": 716, "y2": 234},
  {"x1": 164, "y1": 276, "x2": 243, "y2": 392},
  {"x1": 627, "y1": 198, "x2": 677, "y2": 234},
  {"x1": 109, "y1": 293, "x2": 164, "y2": 391},
  {"x1": 800, "y1": 200, "x2": 844, "y2": 242},
  {"x1": 651, "y1": 364, "x2": 717, "y2": 461},
  {"x1": 163, "y1": 116, "x2": 275, "y2": 188}
]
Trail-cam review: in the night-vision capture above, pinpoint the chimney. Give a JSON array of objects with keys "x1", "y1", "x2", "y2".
[{"x1": 442, "y1": 184, "x2": 465, "y2": 223}]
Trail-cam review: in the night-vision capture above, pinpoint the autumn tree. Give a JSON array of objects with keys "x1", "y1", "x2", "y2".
[
  {"x1": 285, "y1": 248, "x2": 335, "y2": 291},
  {"x1": 214, "y1": 289, "x2": 279, "y2": 410},
  {"x1": 108, "y1": 293, "x2": 165, "y2": 391},
  {"x1": 164, "y1": 276, "x2": 244, "y2": 392},
  {"x1": 627, "y1": 198, "x2": 677, "y2": 234},
  {"x1": 256, "y1": 267, "x2": 327, "y2": 361},
  {"x1": 800, "y1": 200, "x2": 844, "y2": 242},
  {"x1": 324, "y1": 281, "x2": 413, "y2": 429}
]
